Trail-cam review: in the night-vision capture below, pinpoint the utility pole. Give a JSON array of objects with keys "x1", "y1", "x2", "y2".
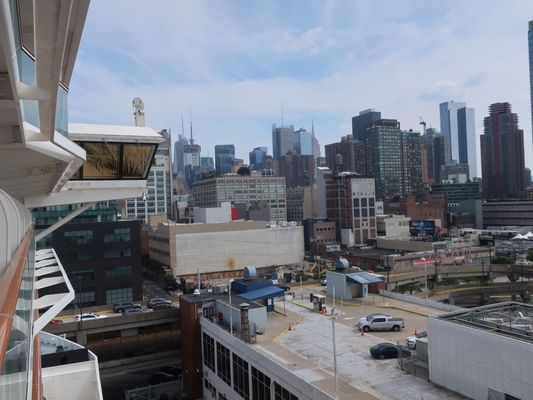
[{"x1": 331, "y1": 309, "x2": 339, "y2": 400}]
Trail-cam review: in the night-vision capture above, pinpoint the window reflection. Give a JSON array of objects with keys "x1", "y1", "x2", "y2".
[
  {"x1": 122, "y1": 144, "x2": 154, "y2": 179},
  {"x1": 82, "y1": 143, "x2": 120, "y2": 179}
]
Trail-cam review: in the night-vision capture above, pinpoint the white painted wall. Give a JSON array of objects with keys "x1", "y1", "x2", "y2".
[
  {"x1": 428, "y1": 317, "x2": 533, "y2": 400},
  {"x1": 326, "y1": 271, "x2": 348, "y2": 299},
  {"x1": 173, "y1": 226, "x2": 304, "y2": 276},
  {"x1": 194, "y1": 202, "x2": 232, "y2": 224},
  {"x1": 214, "y1": 299, "x2": 267, "y2": 333}
]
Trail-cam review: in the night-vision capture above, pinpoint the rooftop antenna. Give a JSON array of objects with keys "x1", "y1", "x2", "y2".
[
  {"x1": 181, "y1": 114, "x2": 185, "y2": 137},
  {"x1": 189, "y1": 113, "x2": 194, "y2": 145},
  {"x1": 419, "y1": 116, "x2": 427, "y2": 135},
  {"x1": 312, "y1": 117, "x2": 315, "y2": 136},
  {"x1": 132, "y1": 97, "x2": 145, "y2": 127},
  {"x1": 281, "y1": 104, "x2": 284, "y2": 127}
]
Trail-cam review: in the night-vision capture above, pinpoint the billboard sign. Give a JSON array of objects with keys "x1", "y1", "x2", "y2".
[
  {"x1": 409, "y1": 220, "x2": 436, "y2": 237},
  {"x1": 479, "y1": 234, "x2": 495, "y2": 247}
]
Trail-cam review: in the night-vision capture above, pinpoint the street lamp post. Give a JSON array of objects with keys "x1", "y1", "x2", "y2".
[
  {"x1": 420, "y1": 257, "x2": 428, "y2": 304},
  {"x1": 229, "y1": 278, "x2": 234, "y2": 335},
  {"x1": 331, "y1": 308, "x2": 339, "y2": 400}
]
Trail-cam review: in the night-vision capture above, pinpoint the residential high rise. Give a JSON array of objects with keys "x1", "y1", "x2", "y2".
[
  {"x1": 354, "y1": 118, "x2": 422, "y2": 199},
  {"x1": 316, "y1": 168, "x2": 377, "y2": 245},
  {"x1": 325, "y1": 135, "x2": 355, "y2": 173},
  {"x1": 173, "y1": 133, "x2": 189, "y2": 176},
  {"x1": 215, "y1": 144, "x2": 235, "y2": 175},
  {"x1": 481, "y1": 103, "x2": 526, "y2": 199},
  {"x1": 439, "y1": 101, "x2": 477, "y2": 178},
  {"x1": 529, "y1": 20, "x2": 533, "y2": 149},
  {"x1": 272, "y1": 124, "x2": 294, "y2": 160},
  {"x1": 249, "y1": 146, "x2": 268, "y2": 171},
  {"x1": 352, "y1": 109, "x2": 381, "y2": 141}
]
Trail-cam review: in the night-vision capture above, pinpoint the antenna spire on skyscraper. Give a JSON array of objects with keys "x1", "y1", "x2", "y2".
[{"x1": 189, "y1": 112, "x2": 193, "y2": 145}]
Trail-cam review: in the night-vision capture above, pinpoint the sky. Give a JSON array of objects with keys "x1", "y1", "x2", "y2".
[{"x1": 70, "y1": 0, "x2": 533, "y2": 171}]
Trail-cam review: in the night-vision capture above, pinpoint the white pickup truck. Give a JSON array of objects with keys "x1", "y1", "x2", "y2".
[{"x1": 358, "y1": 314, "x2": 405, "y2": 332}]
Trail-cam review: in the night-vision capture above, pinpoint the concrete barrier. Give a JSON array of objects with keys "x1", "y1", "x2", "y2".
[{"x1": 379, "y1": 290, "x2": 464, "y2": 312}]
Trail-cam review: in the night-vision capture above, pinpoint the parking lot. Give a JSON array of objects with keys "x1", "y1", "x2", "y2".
[{"x1": 277, "y1": 284, "x2": 464, "y2": 399}]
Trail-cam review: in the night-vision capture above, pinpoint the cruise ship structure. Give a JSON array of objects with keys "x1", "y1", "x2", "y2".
[{"x1": 0, "y1": 1, "x2": 163, "y2": 399}]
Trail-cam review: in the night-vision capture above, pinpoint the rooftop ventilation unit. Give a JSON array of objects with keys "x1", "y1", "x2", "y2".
[
  {"x1": 335, "y1": 258, "x2": 349, "y2": 271},
  {"x1": 243, "y1": 266, "x2": 257, "y2": 281}
]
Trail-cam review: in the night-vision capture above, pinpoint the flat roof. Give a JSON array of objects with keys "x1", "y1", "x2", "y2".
[
  {"x1": 435, "y1": 301, "x2": 533, "y2": 344},
  {"x1": 69, "y1": 123, "x2": 165, "y2": 144}
]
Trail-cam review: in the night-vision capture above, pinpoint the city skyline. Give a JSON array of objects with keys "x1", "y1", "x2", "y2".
[{"x1": 69, "y1": 1, "x2": 533, "y2": 170}]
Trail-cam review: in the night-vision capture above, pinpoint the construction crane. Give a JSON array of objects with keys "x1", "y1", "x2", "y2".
[{"x1": 419, "y1": 116, "x2": 427, "y2": 135}]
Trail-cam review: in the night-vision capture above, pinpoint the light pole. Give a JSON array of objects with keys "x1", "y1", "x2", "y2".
[
  {"x1": 331, "y1": 308, "x2": 339, "y2": 400},
  {"x1": 420, "y1": 257, "x2": 428, "y2": 304},
  {"x1": 229, "y1": 278, "x2": 234, "y2": 335}
]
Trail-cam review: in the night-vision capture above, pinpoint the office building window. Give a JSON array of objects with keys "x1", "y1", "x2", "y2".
[
  {"x1": 64, "y1": 230, "x2": 93, "y2": 245},
  {"x1": 203, "y1": 333, "x2": 215, "y2": 372},
  {"x1": 74, "y1": 291, "x2": 95, "y2": 307},
  {"x1": 204, "y1": 379, "x2": 217, "y2": 399},
  {"x1": 67, "y1": 251, "x2": 95, "y2": 261},
  {"x1": 104, "y1": 248, "x2": 131, "y2": 259},
  {"x1": 104, "y1": 228, "x2": 131, "y2": 243},
  {"x1": 233, "y1": 353, "x2": 249, "y2": 400},
  {"x1": 274, "y1": 383, "x2": 298, "y2": 400},
  {"x1": 218, "y1": 394, "x2": 228, "y2": 400},
  {"x1": 216, "y1": 343, "x2": 231, "y2": 385},
  {"x1": 252, "y1": 367, "x2": 270, "y2": 400},
  {"x1": 105, "y1": 287, "x2": 133, "y2": 304},
  {"x1": 105, "y1": 266, "x2": 132, "y2": 278}
]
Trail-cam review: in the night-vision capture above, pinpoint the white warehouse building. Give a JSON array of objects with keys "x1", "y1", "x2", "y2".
[
  {"x1": 149, "y1": 221, "x2": 304, "y2": 277},
  {"x1": 429, "y1": 302, "x2": 533, "y2": 400}
]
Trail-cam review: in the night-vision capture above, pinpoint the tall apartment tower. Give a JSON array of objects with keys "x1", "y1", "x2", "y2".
[
  {"x1": 480, "y1": 103, "x2": 526, "y2": 199},
  {"x1": 529, "y1": 20, "x2": 533, "y2": 149},
  {"x1": 354, "y1": 118, "x2": 422, "y2": 199},
  {"x1": 272, "y1": 124, "x2": 294, "y2": 160},
  {"x1": 215, "y1": 144, "x2": 235, "y2": 175},
  {"x1": 439, "y1": 101, "x2": 478, "y2": 178}
]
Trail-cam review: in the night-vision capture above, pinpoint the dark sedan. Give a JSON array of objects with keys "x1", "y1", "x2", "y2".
[{"x1": 370, "y1": 342, "x2": 411, "y2": 360}]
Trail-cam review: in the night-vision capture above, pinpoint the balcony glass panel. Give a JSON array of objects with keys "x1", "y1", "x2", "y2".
[
  {"x1": 122, "y1": 144, "x2": 156, "y2": 179},
  {"x1": 20, "y1": 99, "x2": 39, "y2": 127},
  {"x1": 0, "y1": 238, "x2": 34, "y2": 399},
  {"x1": 81, "y1": 143, "x2": 120, "y2": 179},
  {"x1": 55, "y1": 85, "x2": 68, "y2": 137}
]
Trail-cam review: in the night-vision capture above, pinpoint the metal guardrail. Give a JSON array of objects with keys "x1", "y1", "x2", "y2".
[{"x1": 125, "y1": 380, "x2": 183, "y2": 400}]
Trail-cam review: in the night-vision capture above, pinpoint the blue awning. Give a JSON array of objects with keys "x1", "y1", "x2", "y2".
[
  {"x1": 238, "y1": 286, "x2": 285, "y2": 301},
  {"x1": 346, "y1": 272, "x2": 384, "y2": 285}
]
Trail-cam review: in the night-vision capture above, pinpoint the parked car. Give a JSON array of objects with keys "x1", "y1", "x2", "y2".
[
  {"x1": 75, "y1": 313, "x2": 105, "y2": 321},
  {"x1": 406, "y1": 331, "x2": 428, "y2": 349},
  {"x1": 152, "y1": 302, "x2": 172, "y2": 311},
  {"x1": 148, "y1": 298, "x2": 172, "y2": 308},
  {"x1": 113, "y1": 302, "x2": 142, "y2": 313},
  {"x1": 48, "y1": 319, "x2": 63, "y2": 325},
  {"x1": 358, "y1": 315, "x2": 405, "y2": 332},
  {"x1": 122, "y1": 307, "x2": 144, "y2": 315},
  {"x1": 370, "y1": 342, "x2": 411, "y2": 359},
  {"x1": 148, "y1": 372, "x2": 175, "y2": 385}
]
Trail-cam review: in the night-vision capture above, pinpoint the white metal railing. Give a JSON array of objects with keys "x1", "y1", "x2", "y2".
[{"x1": 33, "y1": 248, "x2": 75, "y2": 335}]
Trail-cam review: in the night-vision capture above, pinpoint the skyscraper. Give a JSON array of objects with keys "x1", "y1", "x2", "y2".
[
  {"x1": 529, "y1": 20, "x2": 533, "y2": 149},
  {"x1": 249, "y1": 146, "x2": 268, "y2": 171},
  {"x1": 215, "y1": 144, "x2": 235, "y2": 175},
  {"x1": 272, "y1": 124, "x2": 294, "y2": 160},
  {"x1": 173, "y1": 133, "x2": 189, "y2": 176},
  {"x1": 352, "y1": 109, "x2": 381, "y2": 141},
  {"x1": 480, "y1": 102, "x2": 526, "y2": 199},
  {"x1": 439, "y1": 101, "x2": 477, "y2": 178},
  {"x1": 293, "y1": 128, "x2": 313, "y2": 155},
  {"x1": 324, "y1": 135, "x2": 355, "y2": 173},
  {"x1": 354, "y1": 118, "x2": 422, "y2": 199}
]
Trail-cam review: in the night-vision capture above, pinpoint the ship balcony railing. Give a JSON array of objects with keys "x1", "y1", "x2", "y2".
[{"x1": 33, "y1": 248, "x2": 75, "y2": 335}]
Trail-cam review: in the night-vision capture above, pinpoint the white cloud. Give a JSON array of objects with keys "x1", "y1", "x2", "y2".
[{"x1": 69, "y1": 0, "x2": 533, "y2": 169}]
